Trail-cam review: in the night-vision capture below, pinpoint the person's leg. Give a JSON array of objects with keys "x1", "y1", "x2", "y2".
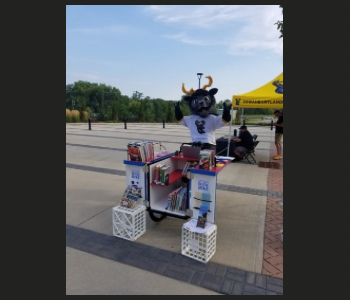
[
  {"x1": 278, "y1": 134, "x2": 283, "y2": 156},
  {"x1": 274, "y1": 133, "x2": 279, "y2": 157},
  {"x1": 274, "y1": 134, "x2": 283, "y2": 159},
  {"x1": 277, "y1": 134, "x2": 282, "y2": 157},
  {"x1": 234, "y1": 150, "x2": 242, "y2": 158},
  {"x1": 231, "y1": 150, "x2": 240, "y2": 163},
  {"x1": 277, "y1": 143, "x2": 281, "y2": 156},
  {"x1": 235, "y1": 146, "x2": 247, "y2": 161}
]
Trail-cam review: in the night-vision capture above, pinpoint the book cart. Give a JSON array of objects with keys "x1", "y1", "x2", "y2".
[
  {"x1": 123, "y1": 143, "x2": 232, "y2": 223},
  {"x1": 121, "y1": 142, "x2": 233, "y2": 261}
]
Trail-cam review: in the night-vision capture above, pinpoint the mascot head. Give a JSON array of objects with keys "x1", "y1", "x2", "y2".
[{"x1": 181, "y1": 75, "x2": 217, "y2": 118}]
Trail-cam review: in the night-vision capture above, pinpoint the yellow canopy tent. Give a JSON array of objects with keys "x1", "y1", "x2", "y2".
[
  {"x1": 232, "y1": 72, "x2": 283, "y2": 108},
  {"x1": 224, "y1": 72, "x2": 283, "y2": 157}
]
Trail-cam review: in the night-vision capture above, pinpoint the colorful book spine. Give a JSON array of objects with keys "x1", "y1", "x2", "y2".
[
  {"x1": 154, "y1": 164, "x2": 163, "y2": 184},
  {"x1": 161, "y1": 166, "x2": 170, "y2": 186}
]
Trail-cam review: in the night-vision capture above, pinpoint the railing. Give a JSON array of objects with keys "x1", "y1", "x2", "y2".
[{"x1": 86, "y1": 118, "x2": 274, "y2": 131}]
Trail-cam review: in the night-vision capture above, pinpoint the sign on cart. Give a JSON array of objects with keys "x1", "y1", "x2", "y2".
[
  {"x1": 132, "y1": 169, "x2": 140, "y2": 180},
  {"x1": 198, "y1": 179, "x2": 209, "y2": 192}
]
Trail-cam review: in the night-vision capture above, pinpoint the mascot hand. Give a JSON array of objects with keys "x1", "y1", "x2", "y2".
[
  {"x1": 222, "y1": 102, "x2": 232, "y2": 123},
  {"x1": 223, "y1": 102, "x2": 232, "y2": 112},
  {"x1": 174, "y1": 101, "x2": 183, "y2": 121}
]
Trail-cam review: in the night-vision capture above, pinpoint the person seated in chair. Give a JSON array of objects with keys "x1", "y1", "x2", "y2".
[{"x1": 231, "y1": 125, "x2": 254, "y2": 162}]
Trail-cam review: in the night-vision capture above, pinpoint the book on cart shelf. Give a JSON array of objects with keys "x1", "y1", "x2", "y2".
[
  {"x1": 154, "y1": 164, "x2": 163, "y2": 184},
  {"x1": 153, "y1": 164, "x2": 170, "y2": 185},
  {"x1": 182, "y1": 161, "x2": 198, "y2": 175},
  {"x1": 120, "y1": 185, "x2": 142, "y2": 209},
  {"x1": 160, "y1": 165, "x2": 170, "y2": 186},
  {"x1": 127, "y1": 144, "x2": 142, "y2": 161},
  {"x1": 166, "y1": 186, "x2": 187, "y2": 212},
  {"x1": 198, "y1": 150, "x2": 215, "y2": 170},
  {"x1": 197, "y1": 205, "x2": 209, "y2": 228},
  {"x1": 127, "y1": 141, "x2": 155, "y2": 162}
]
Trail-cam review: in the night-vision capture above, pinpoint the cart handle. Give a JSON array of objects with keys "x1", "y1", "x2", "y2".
[{"x1": 179, "y1": 142, "x2": 203, "y2": 153}]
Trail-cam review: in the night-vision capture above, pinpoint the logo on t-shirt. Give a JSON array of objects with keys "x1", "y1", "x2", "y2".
[{"x1": 195, "y1": 120, "x2": 206, "y2": 134}]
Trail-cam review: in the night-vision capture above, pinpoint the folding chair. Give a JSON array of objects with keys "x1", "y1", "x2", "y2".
[
  {"x1": 241, "y1": 141, "x2": 259, "y2": 164},
  {"x1": 252, "y1": 134, "x2": 258, "y2": 142}
]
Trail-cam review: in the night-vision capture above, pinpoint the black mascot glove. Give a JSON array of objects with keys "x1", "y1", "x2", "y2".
[
  {"x1": 222, "y1": 102, "x2": 232, "y2": 123},
  {"x1": 174, "y1": 101, "x2": 183, "y2": 121}
]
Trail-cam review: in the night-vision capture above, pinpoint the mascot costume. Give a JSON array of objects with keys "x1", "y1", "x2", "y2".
[{"x1": 174, "y1": 74, "x2": 232, "y2": 152}]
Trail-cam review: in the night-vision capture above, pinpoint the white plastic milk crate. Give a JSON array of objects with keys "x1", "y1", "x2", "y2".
[
  {"x1": 181, "y1": 219, "x2": 217, "y2": 263},
  {"x1": 112, "y1": 204, "x2": 146, "y2": 241}
]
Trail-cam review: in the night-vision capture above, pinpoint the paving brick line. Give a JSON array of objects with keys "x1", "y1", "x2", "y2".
[
  {"x1": 66, "y1": 163, "x2": 283, "y2": 199},
  {"x1": 66, "y1": 133, "x2": 182, "y2": 145},
  {"x1": 66, "y1": 143, "x2": 126, "y2": 152},
  {"x1": 66, "y1": 224, "x2": 283, "y2": 295},
  {"x1": 69, "y1": 130, "x2": 272, "y2": 143},
  {"x1": 66, "y1": 137, "x2": 273, "y2": 157},
  {"x1": 66, "y1": 132, "x2": 276, "y2": 149},
  {"x1": 66, "y1": 163, "x2": 126, "y2": 176},
  {"x1": 262, "y1": 142, "x2": 283, "y2": 278}
]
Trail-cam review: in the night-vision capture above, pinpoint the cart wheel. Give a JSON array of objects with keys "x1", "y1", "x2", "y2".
[{"x1": 149, "y1": 210, "x2": 166, "y2": 222}]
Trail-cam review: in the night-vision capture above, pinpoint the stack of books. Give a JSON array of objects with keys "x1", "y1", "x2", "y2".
[
  {"x1": 154, "y1": 164, "x2": 170, "y2": 186},
  {"x1": 127, "y1": 141, "x2": 154, "y2": 162},
  {"x1": 166, "y1": 186, "x2": 187, "y2": 212},
  {"x1": 181, "y1": 161, "x2": 198, "y2": 175},
  {"x1": 198, "y1": 150, "x2": 215, "y2": 170},
  {"x1": 120, "y1": 185, "x2": 142, "y2": 208}
]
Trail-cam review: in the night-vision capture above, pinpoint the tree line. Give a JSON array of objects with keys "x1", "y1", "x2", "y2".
[{"x1": 66, "y1": 81, "x2": 273, "y2": 122}]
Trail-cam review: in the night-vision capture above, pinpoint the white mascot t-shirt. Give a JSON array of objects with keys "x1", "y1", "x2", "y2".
[{"x1": 180, "y1": 114, "x2": 228, "y2": 144}]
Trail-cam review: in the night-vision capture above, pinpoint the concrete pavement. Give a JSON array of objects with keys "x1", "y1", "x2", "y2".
[{"x1": 66, "y1": 123, "x2": 283, "y2": 295}]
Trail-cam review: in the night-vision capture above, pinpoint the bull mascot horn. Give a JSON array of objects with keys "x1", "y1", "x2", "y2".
[{"x1": 182, "y1": 76, "x2": 213, "y2": 94}]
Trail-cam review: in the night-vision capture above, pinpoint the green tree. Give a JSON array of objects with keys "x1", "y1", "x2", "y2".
[
  {"x1": 132, "y1": 91, "x2": 143, "y2": 101},
  {"x1": 67, "y1": 81, "x2": 207, "y2": 123},
  {"x1": 275, "y1": 5, "x2": 283, "y2": 39},
  {"x1": 216, "y1": 100, "x2": 224, "y2": 109},
  {"x1": 129, "y1": 100, "x2": 142, "y2": 122},
  {"x1": 143, "y1": 98, "x2": 156, "y2": 122},
  {"x1": 181, "y1": 102, "x2": 191, "y2": 116},
  {"x1": 118, "y1": 95, "x2": 133, "y2": 121},
  {"x1": 153, "y1": 99, "x2": 166, "y2": 122},
  {"x1": 165, "y1": 101, "x2": 176, "y2": 123},
  {"x1": 109, "y1": 87, "x2": 122, "y2": 121}
]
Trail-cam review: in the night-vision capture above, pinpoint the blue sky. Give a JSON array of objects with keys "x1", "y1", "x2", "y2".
[{"x1": 66, "y1": 5, "x2": 283, "y2": 101}]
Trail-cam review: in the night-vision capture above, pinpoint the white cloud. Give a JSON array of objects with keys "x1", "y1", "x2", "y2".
[
  {"x1": 145, "y1": 5, "x2": 246, "y2": 28},
  {"x1": 163, "y1": 33, "x2": 224, "y2": 46},
  {"x1": 67, "y1": 25, "x2": 138, "y2": 35},
  {"x1": 144, "y1": 5, "x2": 283, "y2": 55}
]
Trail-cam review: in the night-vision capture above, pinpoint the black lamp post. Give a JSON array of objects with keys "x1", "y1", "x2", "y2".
[{"x1": 197, "y1": 73, "x2": 203, "y2": 89}]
